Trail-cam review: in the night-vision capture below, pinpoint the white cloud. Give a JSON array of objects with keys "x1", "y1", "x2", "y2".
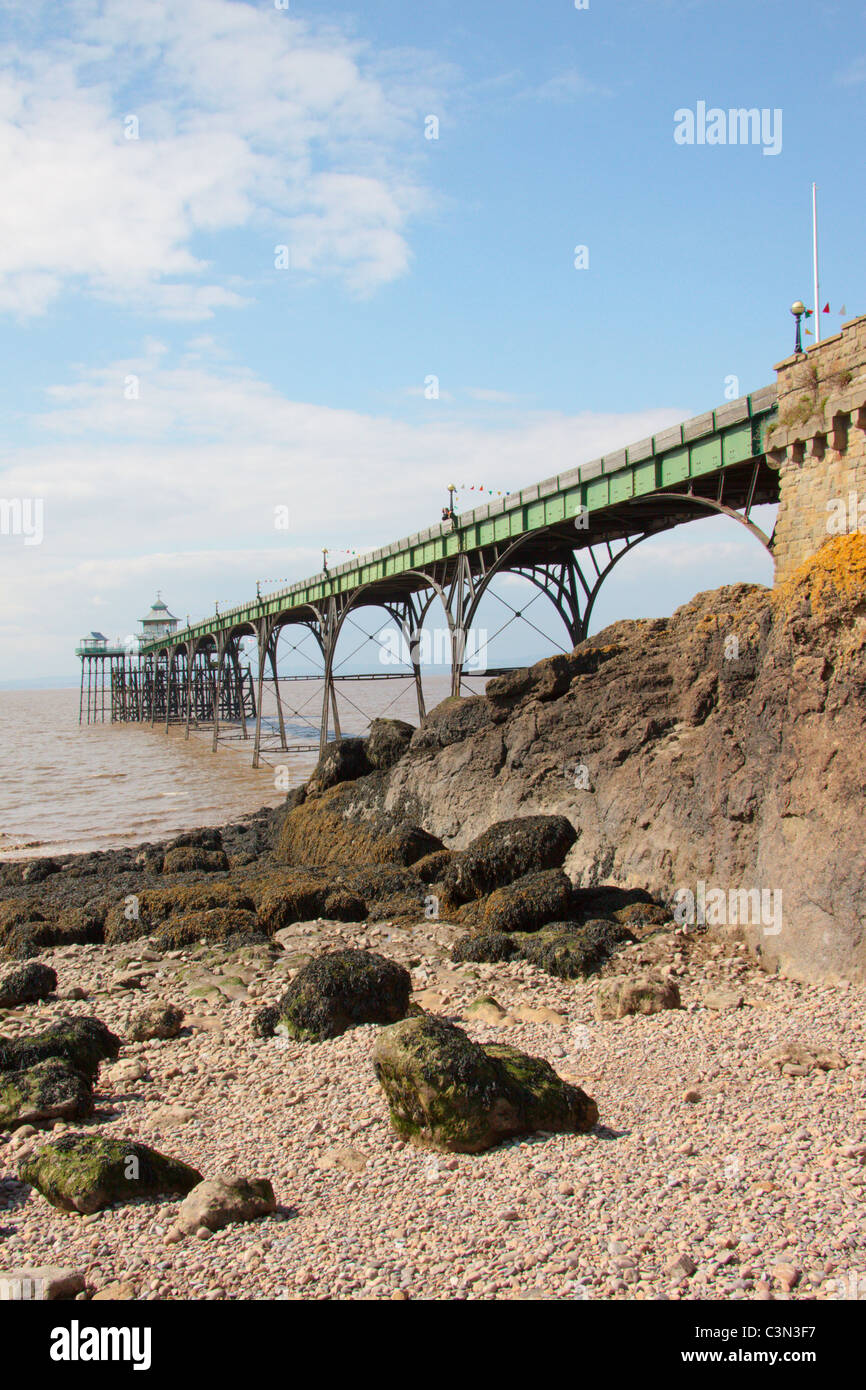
[
  {"x1": 0, "y1": 343, "x2": 693, "y2": 676},
  {"x1": 0, "y1": 0, "x2": 435, "y2": 316},
  {"x1": 532, "y1": 68, "x2": 612, "y2": 103}
]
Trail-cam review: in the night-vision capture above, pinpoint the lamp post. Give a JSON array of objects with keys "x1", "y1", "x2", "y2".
[{"x1": 791, "y1": 300, "x2": 806, "y2": 356}]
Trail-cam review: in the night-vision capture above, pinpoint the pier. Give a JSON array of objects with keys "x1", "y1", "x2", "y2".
[{"x1": 77, "y1": 314, "x2": 866, "y2": 766}]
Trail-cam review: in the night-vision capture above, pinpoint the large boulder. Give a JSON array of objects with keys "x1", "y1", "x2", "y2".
[
  {"x1": 443, "y1": 816, "x2": 578, "y2": 903},
  {"x1": 19, "y1": 1134, "x2": 203, "y2": 1213},
  {"x1": 377, "y1": 826, "x2": 445, "y2": 867},
  {"x1": 479, "y1": 868, "x2": 575, "y2": 933},
  {"x1": 173, "y1": 1176, "x2": 276, "y2": 1236},
  {"x1": 372, "y1": 1015, "x2": 598, "y2": 1152},
  {"x1": 307, "y1": 738, "x2": 371, "y2": 796},
  {"x1": 364, "y1": 718, "x2": 414, "y2": 771},
  {"x1": 267, "y1": 949, "x2": 411, "y2": 1043},
  {"x1": 0, "y1": 1058, "x2": 93, "y2": 1130},
  {"x1": 0, "y1": 961, "x2": 57, "y2": 1008},
  {"x1": 0, "y1": 1017, "x2": 120, "y2": 1080}
]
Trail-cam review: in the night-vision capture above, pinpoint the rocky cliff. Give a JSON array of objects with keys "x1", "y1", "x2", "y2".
[{"x1": 277, "y1": 534, "x2": 866, "y2": 985}]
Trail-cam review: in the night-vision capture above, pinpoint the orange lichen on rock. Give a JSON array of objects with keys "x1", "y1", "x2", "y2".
[{"x1": 772, "y1": 532, "x2": 866, "y2": 616}]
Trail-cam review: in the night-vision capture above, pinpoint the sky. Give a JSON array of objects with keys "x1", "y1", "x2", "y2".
[{"x1": 0, "y1": 0, "x2": 864, "y2": 682}]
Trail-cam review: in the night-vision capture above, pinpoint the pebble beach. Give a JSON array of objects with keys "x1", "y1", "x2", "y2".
[{"x1": 3, "y1": 913, "x2": 863, "y2": 1302}]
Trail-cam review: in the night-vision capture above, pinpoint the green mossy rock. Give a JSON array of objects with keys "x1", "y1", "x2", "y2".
[
  {"x1": 0, "y1": 1058, "x2": 93, "y2": 1131},
  {"x1": 444, "y1": 816, "x2": 577, "y2": 903},
  {"x1": 519, "y1": 918, "x2": 634, "y2": 978},
  {"x1": 272, "y1": 948, "x2": 411, "y2": 1043},
  {"x1": 19, "y1": 1134, "x2": 203, "y2": 1213},
  {"x1": 0, "y1": 1017, "x2": 120, "y2": 1081},
  {"x1": 372, "y1": 1014, "x2": 598, "y2": 1153}
]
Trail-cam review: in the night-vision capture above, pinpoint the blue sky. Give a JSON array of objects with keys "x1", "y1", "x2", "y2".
[{"x1": 0, "y1": 0, "x2": 863, "y2": 680}]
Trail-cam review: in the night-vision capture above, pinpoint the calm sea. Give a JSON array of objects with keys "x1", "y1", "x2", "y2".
[{"x1": 0, "y1": 676, "x2": 486, "y2": 860}]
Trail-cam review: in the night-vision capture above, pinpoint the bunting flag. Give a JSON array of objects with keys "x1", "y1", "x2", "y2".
[
  {"x1": 823, "y1": 303, "x2": 830, "y2": 314},
  {"x1": 454, "y1": 484, "x2": 512, "y2": 496},
  {"x1": 839, "y1": 305, "x2": 847, "y2": 316}
]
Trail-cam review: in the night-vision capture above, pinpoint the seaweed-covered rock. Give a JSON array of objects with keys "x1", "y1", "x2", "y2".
[
  {"x1": 151, "y1": 908, "x2": 260, "y2": 952},
  {"x1": 126, "y1": 1003, "x2": 185, "y2": 1042},
  {"x1": 336, "y1": 866, "x2": 427, "y2": 921},
  {"x1": 0, "y1": 905, "x2": 102, "y2": 958},
  {"x1": 612, "y1": 901, "x2": 671, "y2": 931},
  {"x1": 307, "y1": 738, "x2": 371, "y2": 796},
  {"x1": 322, "y1": 889, "x2": 367, "y2": 921},
  {"x1": 270, "y1": 949, "x2": 411, "y2": 1043},
  {"x1": 257, "y1": 871, "x2": 332, "y2": 933},
  {"x1": 162, "y1": 847, "x2": 229, "y2": 875},
  {"x1": 372, "y1": 1014, "x2": 598, "y2": 1152},
  {"x1": 480, "y1": 869, "x2": 574, "y2": 934},
  {"x1": 444, "y1": 816, "x2": 578, "y2": 903},
  {"x1": 0, "y1": 924, "x2": 45, "y2": 960},
  {"x1": 364, "y1": 718, "x2": 414, "y2": 771},
  {"x1": 0, "y1": 902, "x2": 46, "y2": 941},
  {"x1": 168, "y1": 829, "x2": 223, "y2": 851},
  {"x1": 595, "y1": 973, "x2": 681, "y2": 1020},
  {"x1": 414, "y1": 849, "x2": 453, "y2": 884},
  {"x1": 19, "y1": 1134, "x2": 203, "y2": 1213},
  {"x1": 450, "y1": 931, "x2": 519, "y2": 964},
  {"x1": 0, "y1": 1017, "x2": 120, "y2": 1080},
  {"x1": 251, "y1": 1004, "x2": 280, "y2": 1039},
  {"x1": 174, "y1": 1176, "x2": 276, "y2": 1236},
  {"x1": 103, "y1": 882, "x2": 255, "y2": 946},
  {"x1": 519, "y1": 919, "x2": 634, "y2": 978},
  {"x1": 0, "y1": 961, "x2": 57, "y2": 1008},
  {"x1": 377, "y1": 826, "x2": 446, "y2": 867},
  {"x1": 21, "y1": 858, "x2": 60, "y2": 884},
  {"x1": 0, "y1": 1058, "x2": 93, "y2": 1130}
]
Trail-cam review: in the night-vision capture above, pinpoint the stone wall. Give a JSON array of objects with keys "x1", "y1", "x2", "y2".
[{"x1": 769, "y1": 313, "x2": 866, "y2": 583}]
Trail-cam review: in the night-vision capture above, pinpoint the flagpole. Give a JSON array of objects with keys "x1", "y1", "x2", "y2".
[{"x1": 812, "y1": 182, "x2": 821, "y2": 345}]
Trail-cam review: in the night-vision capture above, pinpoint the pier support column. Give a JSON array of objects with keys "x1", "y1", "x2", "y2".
[
  {"x1": 252, "y1": 619, "x2": 270, "y2": 769},
  {"x1": 318, "y1": 597, "x2": 339, "y2": 758},
  {"x1": 268, "y1": 633, "x2": 288, "y2": 752},
  {"x1": 211, "y1": 639, "x2": 226, "y2": 752}
]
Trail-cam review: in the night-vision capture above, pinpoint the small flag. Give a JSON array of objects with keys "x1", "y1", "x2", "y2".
[
  {"x1": 823, "y1": 303, "x2": 830, "y2": 314},
  {"x1": 839, "y1": 304, "x2": 847, "y2": 315},
  {"x1": 804, "y1": 309, "x2": 813, "y2": 318},
  {"x1": 805, "y1": 328, "x2": 813, "y2": 336}
]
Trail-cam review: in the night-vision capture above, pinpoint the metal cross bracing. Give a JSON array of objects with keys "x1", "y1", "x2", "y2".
[{"x1": 97, "y1": 383, "x2": 780, "y2": 759}]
